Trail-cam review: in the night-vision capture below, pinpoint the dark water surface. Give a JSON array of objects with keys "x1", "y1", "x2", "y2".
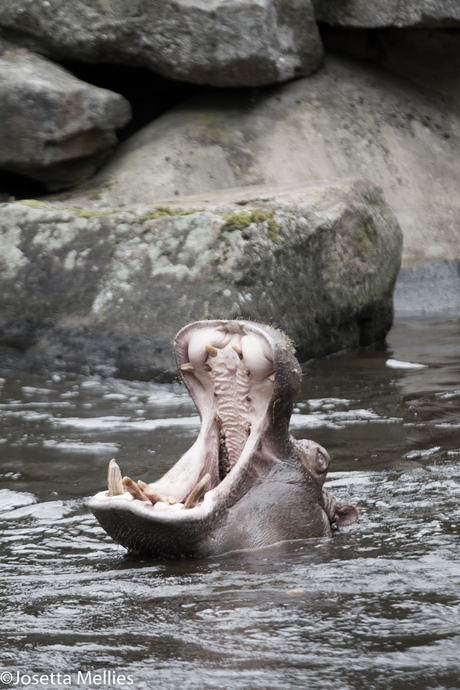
[{"x1": 1, "y1": 316, "x2": 459, "y2": 689}]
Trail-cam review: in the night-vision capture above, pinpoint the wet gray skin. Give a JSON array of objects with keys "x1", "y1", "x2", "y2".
[{"x1": 88, "y1": 320, "x2": 358, "y2": 557}]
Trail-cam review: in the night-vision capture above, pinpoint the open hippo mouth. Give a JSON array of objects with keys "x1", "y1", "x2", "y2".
[{"x1": 88, "y1": 320, "x2": 358, "y2": 558}]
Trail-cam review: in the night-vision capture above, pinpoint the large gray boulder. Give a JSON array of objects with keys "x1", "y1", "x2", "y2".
[
  {"x1": 69, "y1": 55, "x2": 460, "y2": 267},
  {"x1": 320, "y1": 28, "x2": 460, "y2": 104},
  {"x1": 0, "y1": 178, "x2": 402, "y2": 378},
  {"x1": 0, "y1": 0, "x2": 322, "y2": 88},
  {"x1": 0, "y1": 49, "x2": 131, "y2": 190},
  {"x1": 312, "y1": 0, "x2": 460, "y2": 28}
]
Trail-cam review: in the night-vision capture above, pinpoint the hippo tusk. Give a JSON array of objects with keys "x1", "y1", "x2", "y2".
[
  {"x1": 184, "y1": 473, "x2": 211, "y2": 509},
  {"x1": 122, "y1": 476, "x2": 149, "y2": 501},
  {"x1": 205, "y1": 344, "x2": 218, "y2": 357},
  {"x1": 232, "y1": 344, "x2": 243, "y2": 359},
  {"x1": 137, "y1": 480, "x2": 169, "y2": 505},
  {"x1": 107, "y1": 458, "x2": 124, "y2": 496}
]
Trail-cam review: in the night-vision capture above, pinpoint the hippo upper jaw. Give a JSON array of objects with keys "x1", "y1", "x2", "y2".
[{"x1": 88, "y1": 320, "x2": 356, "y2": 557}]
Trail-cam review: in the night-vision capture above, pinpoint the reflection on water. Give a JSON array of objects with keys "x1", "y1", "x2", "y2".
[{"x1": 0, "y1": 316, "x2": 459, "y2": 689}]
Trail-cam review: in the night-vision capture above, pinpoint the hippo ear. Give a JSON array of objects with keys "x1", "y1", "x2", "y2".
[
  {"x1": 334, "y1": 503, "x2": 359, "y2": 527},
  {"x1": 322, "y1": 488, "x2": 359, "y2": 529}
]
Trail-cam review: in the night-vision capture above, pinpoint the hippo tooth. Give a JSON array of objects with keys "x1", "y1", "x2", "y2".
[
  {"x1": 205, "y1": 344, "x2": 218, "y2": 357},
  {"x1": 184, "y1": 473, "x2": 211, "y2": 509},
  {"x1": 214, "y1": 413, "x2": 222, "y2": 424},
  {"x1": 232, "y1": 344, "x2": 243, "y2": 359},
  {"x1": 168, "y1": 496, "x2": 177, "y2": 505},
  {"x1": 137, "y1": 480, "x2": 168, "y2": 505},
  {"x1": 203, "y1": 363, "x2": 212, "y2": 372},
  {"x1": 122, "y1": 476, "x2": 149, "y2": 501},
  {"x1": 244, "y1": 422, "x2": 251, "y2": 434},
  {"x1": 244, "y1": 369, "x2": 250, "y2": 376},
  {"x1": 180, "y1": 362, "x2": 194, "y2": 371},
  {"x1": 107, "y1": 458, "x2": 124, "y2": 496},
  {"x1": 267, "y1": 373, "x2": 275, "y2": 381}
]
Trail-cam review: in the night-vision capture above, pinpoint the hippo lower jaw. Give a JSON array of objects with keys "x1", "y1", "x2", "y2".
[{"x1": 88, "y1": 320, "x2": 358, "y2": 557}]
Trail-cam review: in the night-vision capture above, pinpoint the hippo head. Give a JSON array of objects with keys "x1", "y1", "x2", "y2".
[{"x1": 88, "y1": 320, "x2": 357, "y2": 557}]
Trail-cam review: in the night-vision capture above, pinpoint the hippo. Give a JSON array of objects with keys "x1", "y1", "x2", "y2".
[{"x1": 88, "y1": 320, "x2": 358, "y2": 557}]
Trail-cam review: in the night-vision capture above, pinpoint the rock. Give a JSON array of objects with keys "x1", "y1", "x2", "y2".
[
  {"x1": 0, "y1": 0, "x2": 323, "y2": 88},
  {"x1": 312, "y1": 0, "x2": 460, "y2": 28},
  {"x1": 321, "y1": 27, "x2": 460, "y2": 105},
  {"x1": 69, "y1": 54, "x2": 460, "y2": 267},
  {"x1": 0, "y1": 49, "x2": 131, "y2": 191},
  {"x1": 0, "y1": 179, "x2": 402, "y2": 378}
]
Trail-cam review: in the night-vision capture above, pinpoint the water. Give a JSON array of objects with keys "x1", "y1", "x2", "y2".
[{"x1": 1, "y1": 315, "x2": 459, "y2": 689}]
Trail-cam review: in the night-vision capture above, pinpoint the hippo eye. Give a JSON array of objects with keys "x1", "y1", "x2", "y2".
[{"x1": 316, "y1": 451, "x2": 328, "y2": 472}]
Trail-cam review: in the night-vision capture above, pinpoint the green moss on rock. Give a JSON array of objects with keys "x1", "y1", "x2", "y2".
[
  {"x1": 139, "y1": 207, "x2": 203, "y2": 222},
  {"x1": 220, "y1": 209, "x2": 279, "y2": 238},
  {"x1": 21, "y1": 199, "x2": 52, "y2": 209},
  {"x1": 267, "y1": 218, "x2": 281, "y2": 243},
  {"x1": 355, "y1": 217, "x2": 376, "y2": 258},
  {"x1": 67, "y1": 207, "x2": 116, "y2": 218}
]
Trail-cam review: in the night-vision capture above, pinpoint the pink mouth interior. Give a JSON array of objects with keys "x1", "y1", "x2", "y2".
[{"x1": 96, "y1": 322, "x2": 277, "y2": 514}]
